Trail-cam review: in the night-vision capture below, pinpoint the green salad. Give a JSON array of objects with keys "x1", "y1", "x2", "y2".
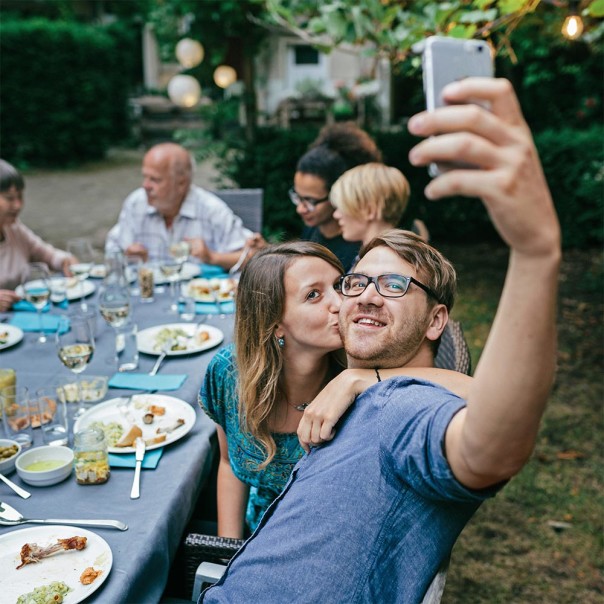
[
  {"x1": 89, "y1": 420, "x2": 124, "y2": 447},
  {"x1": 17, "y1": 581, "x2": 71, "y2": 604}
]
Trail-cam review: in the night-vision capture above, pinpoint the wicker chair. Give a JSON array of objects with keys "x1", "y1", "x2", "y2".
[{"x1": 183, "y1": 320, "x2": 472, "y2": 601}]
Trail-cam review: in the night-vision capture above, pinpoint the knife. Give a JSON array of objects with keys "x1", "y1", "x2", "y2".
[{"x1": 130, "y1": 437, "x2": 146, "y2": 499}]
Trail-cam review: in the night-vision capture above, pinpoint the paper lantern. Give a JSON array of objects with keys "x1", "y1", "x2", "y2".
[
  {"x1": 167, "y1": 75, "x2": 201, "y2": 108},
  {"x1": 175, "y1": 38, "x2": 204, "y2": 68},
  {"x1": 213, "y1": 65, "x2": 237, "y2": 89}
]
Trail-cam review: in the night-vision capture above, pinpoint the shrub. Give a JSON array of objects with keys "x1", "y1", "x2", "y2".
[{"x1": 0, "y1": 18, "x2": 138, "y2": 166}]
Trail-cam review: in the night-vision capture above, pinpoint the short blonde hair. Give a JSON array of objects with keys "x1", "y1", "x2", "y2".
[{"x1": 330, "y1": 163, "x2": 410, "y2": 225}]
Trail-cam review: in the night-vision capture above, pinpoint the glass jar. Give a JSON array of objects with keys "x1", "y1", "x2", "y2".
[{"x1": 73, "y1": 427, "x2": 110, "y2": 485}]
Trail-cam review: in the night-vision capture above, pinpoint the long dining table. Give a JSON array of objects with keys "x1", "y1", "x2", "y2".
[{"x1": 0, "y1": 275, "x2": 233, "y2": 603}]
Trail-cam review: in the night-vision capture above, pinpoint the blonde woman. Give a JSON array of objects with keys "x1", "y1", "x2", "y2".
[
  {"x1": 330, "y1": 162, "x2": 428, "y2": 269},
  {"x1": 199, "y1": 241, "x2": 471, "y2": 538}
]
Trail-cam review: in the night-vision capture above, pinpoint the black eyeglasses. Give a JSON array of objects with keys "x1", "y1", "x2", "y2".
[
  {"x1": 339, "y1": 273, "x2": 441, "y2": 302},
  {"x1": 288, "y1": 187, "x2": 330, "y2": 211}
]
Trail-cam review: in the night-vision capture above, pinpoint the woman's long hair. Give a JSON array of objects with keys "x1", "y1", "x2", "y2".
[{"x1": 234, "y1": 241, "x2": 344, "y2": 467}]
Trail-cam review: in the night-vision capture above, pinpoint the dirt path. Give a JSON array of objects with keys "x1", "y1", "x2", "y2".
[{"x1": 18, "y1": 147, "x2": 221, "y2": 252}]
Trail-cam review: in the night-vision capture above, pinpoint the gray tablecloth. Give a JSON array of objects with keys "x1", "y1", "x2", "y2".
[{"x1": 0, "y1": 286, "x2": 233, "y2": 603}]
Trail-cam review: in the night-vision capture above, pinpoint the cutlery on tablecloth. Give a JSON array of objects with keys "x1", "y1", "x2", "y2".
[
  {"x1": 149, "y1": 337, "x2": 173, "y2": 376},
  {"x1": 0, "y1": 500, "x2": 128, "y2": 530},
  {"x1": 130, "y1": 437, "x2": 146, "y2": 499},
  {"x1": 0, "y1": 472, "x2": 31, "y2": 499}
]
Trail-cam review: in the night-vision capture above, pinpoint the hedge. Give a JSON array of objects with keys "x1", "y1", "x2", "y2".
[
  {"x1": 222, "y1": 123, "x2": 603, "y2": 249},
  {"x1": 0, "y1": 18, "x2": 139, "y2": 166}
]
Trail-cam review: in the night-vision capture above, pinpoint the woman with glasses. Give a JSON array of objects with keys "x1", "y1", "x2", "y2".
[
  {"x1": 330, "y1": 162, "x2": 429, "y2": 270},
  {"x1": 292, "y1": 122, "x2": 382, "y2": 270},
  {"x1": 199, "y1": 240, "x2": 472, "y2": 538},
  {"x1": 0, "y1": 159, "x2": 76, "y2": 311}
]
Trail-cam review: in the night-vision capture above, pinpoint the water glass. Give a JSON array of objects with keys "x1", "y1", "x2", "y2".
[
  {"x1": 69, "y1": 304, "x2": 98, "y2": 338},
  {"x1": 49, "y1": 275, "x2": 68, "y2": 305},
  {"x1": 116, "y1": 319, "x2": 139, "y2": 372},
  {"x1": 1, "y1": 386, "x2": 33, "y2": 448},
  {"x1": 179, "y1": 288, "x2": 196, "y2": 322},
  {"x1": 35, "y1": 387, "x2": 69, "y2": 446}
]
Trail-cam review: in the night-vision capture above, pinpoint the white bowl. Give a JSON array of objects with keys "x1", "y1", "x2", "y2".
[
  {"x1": 0, "y1": 438, "x2": 21, "y2": 474},
  {"x1": 16, "y1": 445, "x2": 73, "y2": 486}
]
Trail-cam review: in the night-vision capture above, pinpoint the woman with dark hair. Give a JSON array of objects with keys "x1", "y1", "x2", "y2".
[
  {"x1": 199, "y1": 241, "x2": 472, "y2": 538},
  {"x1": 0, "y1": 159, "x2": 76, "y2": 311},
  {"x1": 291, "y1": 122, "x2": 382, "y2": 269}
]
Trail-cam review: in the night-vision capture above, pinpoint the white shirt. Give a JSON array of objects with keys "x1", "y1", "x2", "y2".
[{"x1": 106, "y1": 186, "x2": 252, "y2": 258}]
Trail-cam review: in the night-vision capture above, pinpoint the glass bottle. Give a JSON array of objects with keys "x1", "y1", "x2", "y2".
[{"x1": 73, "y1": 427, "x2": 110, "y2": 485}]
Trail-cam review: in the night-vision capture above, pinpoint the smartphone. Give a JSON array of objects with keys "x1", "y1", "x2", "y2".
[{"x1": 422, "y1": 36, "x2": 494, "y2": 176}]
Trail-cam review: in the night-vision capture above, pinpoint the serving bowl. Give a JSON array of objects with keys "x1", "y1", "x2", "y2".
[
  {"x1": 0, "y1": 438, "x2": 21, "y2": 474},
  {"x1": 16, "y1": 445, "x2": 73, "y2": 486}
]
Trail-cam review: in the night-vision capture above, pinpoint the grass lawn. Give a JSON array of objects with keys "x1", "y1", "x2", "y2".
[{"x1": 439, "y1": 243, "x2": 603, "y2": 603}]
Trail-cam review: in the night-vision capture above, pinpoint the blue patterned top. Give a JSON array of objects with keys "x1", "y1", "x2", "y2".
[{"x1": 199, "y1": 345, "x2": 304, "y2": 531}]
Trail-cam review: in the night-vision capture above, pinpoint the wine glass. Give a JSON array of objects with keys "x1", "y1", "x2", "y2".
[
  {"x1": 21, "y1": 262, "x2": 51, "y2": 344},
  {"x1": 159, "y1": 241, "x2": 189, "y2": 313},
  {"x1": 67, "y1": 238, "x2": 95, "y2": 309},
  {"x1": 98, "y1": 277, "x2": 131, "y2": 365},
  {"x1": 56, "y1": 316, "x2": 95, "y2": 419}
]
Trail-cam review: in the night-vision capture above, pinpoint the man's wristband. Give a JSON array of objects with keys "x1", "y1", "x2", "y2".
[{"x1": 375, "y1": 368, "x2": 382, "y2": 383}]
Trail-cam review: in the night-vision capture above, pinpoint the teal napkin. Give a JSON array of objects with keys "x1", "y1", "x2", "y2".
[
  {"x1": 186, "y1": 300, "x2": 235, "y2": 315},
  {"x1": 108, "y1": 448, "x2": 163, "y2": 469},
  {"x1": 12, "y1": 300, "x2": 50, "y2": 312},
  {"x1": 10, "y1": 312, "x2": 70, "y2": 333},
  {"x1": 199, "y1": 264, "x2": 229, "y2": 278},
  {"x1": 108, "y1": 373, "x2": 187, "y2": 391}
]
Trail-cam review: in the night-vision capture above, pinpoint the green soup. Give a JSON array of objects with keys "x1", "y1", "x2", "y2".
[{"x1": 24, "y1": 459, "x2": 64, "y2": 472}]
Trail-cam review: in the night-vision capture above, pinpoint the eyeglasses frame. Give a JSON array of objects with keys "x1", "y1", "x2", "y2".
[
  {"x1": 288, "y1": 187, "x2": 330, "y2": 211},
  {"x1": 339, "y1": 272, "x2": 441, "y2": 303}
]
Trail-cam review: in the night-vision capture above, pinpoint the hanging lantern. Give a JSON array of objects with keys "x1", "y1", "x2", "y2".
[
  {"x1": 175, "y1": 38, "x2": 204, "y2": 68},
  {"x1": 213, "y1": 65, "x2": 237, "y2": 89},
  {"x1": 167, "y1": 75, "x2": 201, "y2": 108}
]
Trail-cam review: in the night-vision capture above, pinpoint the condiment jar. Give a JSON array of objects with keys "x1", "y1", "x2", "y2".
[{"x1": 73, "y1": 427, "x2": 110, "y2": 485}]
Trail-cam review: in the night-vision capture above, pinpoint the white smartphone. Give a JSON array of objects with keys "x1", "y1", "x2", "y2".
[{"x1": 422, "y1": 36, "x2": 494, "y2": 176}]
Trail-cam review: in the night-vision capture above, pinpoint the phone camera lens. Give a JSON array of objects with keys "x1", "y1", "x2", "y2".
[{"x1": 477, "y1": 46, "x2": 484, "y2": 52}]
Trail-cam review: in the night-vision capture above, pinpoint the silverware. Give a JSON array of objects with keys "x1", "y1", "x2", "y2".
[
  {"x1": 130, "y1": 437, "x2": 145, "y2": 499},
  {"x1": 228, "y1": 244, "x2": 251, "y2": 275},
  {"x1": 0, "y1": 472, "x2": 31, "y2": 499},
  {"x1": 149, "y1": 337, "x2": 173, "y2": 376},
  {"x1": 0, "y1": 500, "x2": 128, "y2": 530}
]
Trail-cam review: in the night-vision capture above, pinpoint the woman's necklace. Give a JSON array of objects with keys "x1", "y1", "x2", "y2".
[{"x1": 280, "y1": 369, "x2": 331, "y2": 412}]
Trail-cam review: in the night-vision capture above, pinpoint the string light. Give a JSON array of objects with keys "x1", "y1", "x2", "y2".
[
  {"x1": 561, "y1": 0, "x2": 584, "y2": 40},
  {"x1": 213, "y1": 65, "x2": 237, "y2": 89}
]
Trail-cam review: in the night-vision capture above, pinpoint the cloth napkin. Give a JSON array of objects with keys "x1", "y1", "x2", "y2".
[
  {"x1": 108, "y1": 373, "x2": 187, "y2": 391},
  {"x1": 12, "y1": 299, "x2": 69, "y2": 312},
  {"x1": 199, "y1": 264, "x2": 229, "y2": 278},
  {"x1": 108, "y1": 448, "x2": 163, "y2": 469},
  {"x1": 180, "y1": 300, "x2": 235, "y2": 315},
  {"x1": 10, "y1": 312, "x2": 70, "y2": 334}
]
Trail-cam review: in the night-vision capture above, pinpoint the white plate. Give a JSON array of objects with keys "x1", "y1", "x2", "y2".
[
  {"x1": 152, "y1": 261, "x2": 200, "y2": 285},
  {"x1": 137, "y1": 323, "x2": 224, "y2": 357},
  {"x1": 0, "y1": 324, "x2": 24, "y2": 350},
  {"x1": 184, "y1": 277, "x2": 237, "y2": 303},
  {"x1": 0, "y1": 525, "x2": 112, "y2": 604},
  {"x1": 73, "y1": 394, "x2": 196, "y2": 454},
  {"x1": 16, "y1": 279, "x2": 95, "y2": 301}
]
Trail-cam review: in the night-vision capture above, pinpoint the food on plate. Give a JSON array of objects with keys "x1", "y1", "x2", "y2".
[
  {"x1": 115, "y1": 424, "x2": 143, "y2": 448},
  {"x1": 145, "y1": 434, "x2": 166, "y2": 446},
  {"x1": 16, "y1": 581, "x2": 71, "y2": 604},
  {"x1": 158, "y1": 418, "x2": 185, "y2": 434},
  {"x1": 187, "y1": 277, "x2": 237, "y2": 301},
  {"x1": 153, "y1": 327, "x2": 211, "y2": 352},
  {"x1": 89, "y1": 421, "x2": 124, "y2": 447},
  {"x1": 147, "y1": 404, "x2": 166, "y2": 416},
  {"x1": 17, "y1": 536, "x2": 87, "y2": 569},
  {"x1": 0, "y1": 330, "x2": 9, "y2": 345},
  {"x1": 143, "y1": 413, "x2": 154, "y2": 424},
  {"x1": 0, "y1": 443, "x2": 19, "y2": 460},
  {"x1": 80, "y1": 566, "x2": 102, "y2": 585}
]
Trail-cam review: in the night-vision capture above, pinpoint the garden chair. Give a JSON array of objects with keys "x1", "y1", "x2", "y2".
[{"x1": 211, "y1": 188, "x2": 264, "y2": 234}]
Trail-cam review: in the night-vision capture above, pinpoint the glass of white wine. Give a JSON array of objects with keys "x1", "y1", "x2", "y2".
[
  {"x1": 56, "y1": 316, "x2": 95, "y2": 419},
  {"x1": 159, "y1": 242, "x2": 188, "y2": 314},
  {"x1": 98, "y1": 278, "x2": 131, "y2": 364},
  {"x1": 21, "y1": 262, "x2": 51, "y2": 344},
  {"x1": 67, "y1": 238, "x2": 95, "y2": 309}
]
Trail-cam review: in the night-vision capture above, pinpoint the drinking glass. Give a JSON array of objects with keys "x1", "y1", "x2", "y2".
[
  {"x1": 34, "y1": 387, "x2": 69, "y2": 446},
  {"x1": 1, "y1": 386, "x2": 33, "y2": 448},
  {"x1": 56, "y1": 316, "x2": 95, "y2": 419},
  {"x1": 98, "y1": 278, "x2": 131, "y2": 365},
  {"x1": 49, "y1": 274, "x2": 68, "y2": 306},
  {"x1": 158, "y1": 244, "x2": 185, "y2": 314},
  {"x1": 67, "y1": 238, "x2": 95, "y2": 309},
  {"x1": 21, "y1": 262, "x2": 51, "y2": 344}
]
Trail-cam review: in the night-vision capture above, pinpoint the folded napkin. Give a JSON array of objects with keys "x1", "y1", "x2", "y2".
[
  {"x1": 109, "y1": 448, "x2": 163, "y2": 469},
  {"x1": 199, "y1": 264, "x2": 229, "y2": 278},
  {"x1": 183, "y1": 300, "x2": 235, "y2": 315},
  {"x1": 10, "y1": 312, "x2": 70, "y2": 334},
  {"x1": 12, "y1": 300, "x2": 50, "y2": 312},
  {"x1": 108, "y1": 373, "x2": 187, "y2": 391}
]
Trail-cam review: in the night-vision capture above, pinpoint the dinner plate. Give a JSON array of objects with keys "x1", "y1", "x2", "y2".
[
  {"x1": 0, "y1": 525, "x2": 112, "y2": 604},
  {"x1": 137, "y1": 323, "x2": 224, "y2": 357},
  {"x1": 184, "y1": 277, "x2": 237, "y2": 303},
  {"x1": 73, "y1": 393, "x2": 196, "y2": 454},
  {"x1": 0, "y1": 324, "x2": 24, "y2": 350},
  {"x1": 152, "y1": 261, "x2": 200, "y2": 285},
  {"x1": 16, "y1": 279, "x2": 95, "y2": 301}
]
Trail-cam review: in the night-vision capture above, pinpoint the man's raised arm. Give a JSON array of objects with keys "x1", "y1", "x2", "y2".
[{"x1": 408, "y1": 78, "x2": 561, "y2": 489}]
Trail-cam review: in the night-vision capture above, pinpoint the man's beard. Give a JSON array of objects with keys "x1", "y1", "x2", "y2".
[{"x1": 341, "y1": 309, "x2": 431, "y2": 369}]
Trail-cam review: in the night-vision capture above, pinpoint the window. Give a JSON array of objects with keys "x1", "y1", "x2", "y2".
[{"x1": 294, "y1": 45, "x2": 319, "y2": 65}]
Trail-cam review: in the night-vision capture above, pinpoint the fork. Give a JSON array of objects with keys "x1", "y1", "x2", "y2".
[{"x1": 228, "y1": 245, "x2": 251, "y2": 276}]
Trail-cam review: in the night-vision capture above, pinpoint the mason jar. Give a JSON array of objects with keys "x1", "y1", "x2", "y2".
[{"x1": 73, "y1": 427, "x2": 110, "y2": 485}]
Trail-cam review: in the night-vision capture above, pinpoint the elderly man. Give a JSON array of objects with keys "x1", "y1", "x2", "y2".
[
  {"x1": 106, "y1": 143, "x2": 257, "y2": 270},
  {"x1": 200, "y1": 78, "x2": 561, "y2": 602}
]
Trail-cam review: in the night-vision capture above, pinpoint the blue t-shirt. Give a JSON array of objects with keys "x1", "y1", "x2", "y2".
[
  {"x1": 199, "y1": 345, "x2": 304, "y2": 530},
  {"x1": 202, "y1": 377, "x2": 502, "y2": 603}
]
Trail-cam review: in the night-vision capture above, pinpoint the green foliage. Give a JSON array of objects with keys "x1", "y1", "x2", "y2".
[{"x1": 0, "y1": 18, "x2": 139, "y2": 166}]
